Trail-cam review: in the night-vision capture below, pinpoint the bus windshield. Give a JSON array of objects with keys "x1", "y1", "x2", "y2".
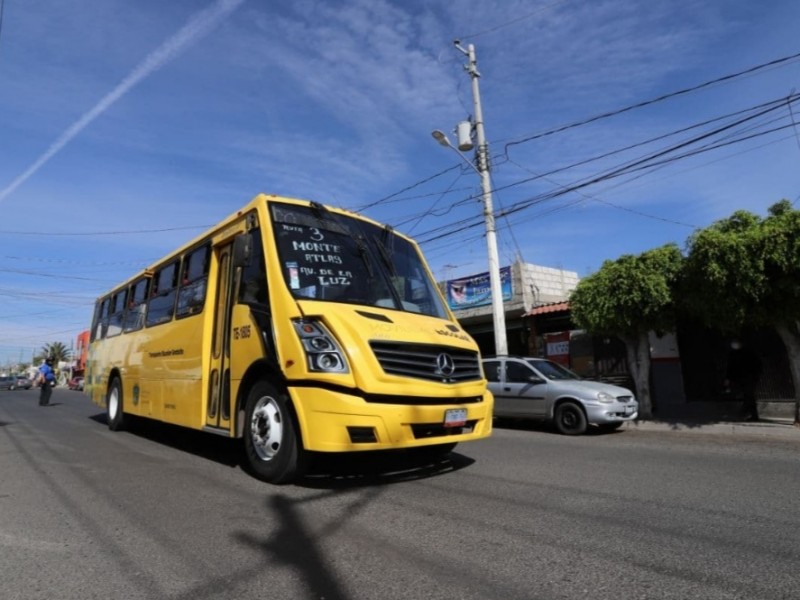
[{"x1": 271, "y1": 201, "x2": 448, "y2": 319}]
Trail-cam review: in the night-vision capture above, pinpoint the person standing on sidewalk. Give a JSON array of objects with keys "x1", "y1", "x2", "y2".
[
  {"x1": 37, "y1": 356, "x2": 56, "y2": 406},
  {"x1": 725, "y1": 339, "x2": 761, "y2": 421}
]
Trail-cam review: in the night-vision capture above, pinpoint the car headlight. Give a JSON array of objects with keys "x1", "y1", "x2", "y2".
[
  {"x1": 292, "y1": 319, "x2": 349, "y2": 373},
  {"x1": 597, "y1": 391, "x2": 616, "y2": 403}
]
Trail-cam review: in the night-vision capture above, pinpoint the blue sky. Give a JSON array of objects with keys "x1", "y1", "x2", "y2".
[{"x1": 1, "y1": 0, "x2": 799, "y2": 366}]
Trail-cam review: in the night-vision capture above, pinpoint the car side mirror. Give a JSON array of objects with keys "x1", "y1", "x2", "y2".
[{"x1": 527, "y1": 375, "x2": 545, "y2": 384}]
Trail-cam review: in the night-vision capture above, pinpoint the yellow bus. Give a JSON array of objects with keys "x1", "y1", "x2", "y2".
[{"x1": 86, "y1": 194, "x2": 492, "y2": 483}]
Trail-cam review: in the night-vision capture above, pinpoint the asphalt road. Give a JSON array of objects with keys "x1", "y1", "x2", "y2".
[{"x1": 1, "y1": 388, "x2": 798, "y2": 600}]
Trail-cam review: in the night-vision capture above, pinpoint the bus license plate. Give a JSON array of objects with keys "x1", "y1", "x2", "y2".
[{"x1": 444, "y1": 408, "x2": 467, "y2": 428}]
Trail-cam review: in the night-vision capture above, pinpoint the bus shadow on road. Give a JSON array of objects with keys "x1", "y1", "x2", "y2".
[
  {"x1": 89, "y1": 413, "x2": 241, "y2": 467},
  {"x1": 299, "y1": 449, "x2": 475, "y2": 489},
  {"x1": 89, "y1": 412, "x2": 475, "y2": 486}
]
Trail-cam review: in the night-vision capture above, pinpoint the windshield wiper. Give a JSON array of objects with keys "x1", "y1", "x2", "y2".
[
  {"x1": 375, "y1": 231, "x2": 398, "y2": 277},
  {"x1": 354, "y1": 235, "x2": 374, "y2": 278}
]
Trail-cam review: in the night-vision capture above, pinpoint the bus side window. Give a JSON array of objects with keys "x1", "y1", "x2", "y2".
[
  {"x1": 124, "y1": 278, "x2": 149, "y2": 332},
  {"x1": 92, "y1": 298, "x2": 110, "y2": 341},
  {"x1": 107, "y1": 291, "x2": 126, "y2": 338},
  {"x1": 176, "y1": 244, "x2": 210, "y2": 318},
  {"x1": 238, "y1": 230, "x2": 268, "y2": 305},
  {"x1": 146, "y1": 261, "x2": 179, "y2": 327}
]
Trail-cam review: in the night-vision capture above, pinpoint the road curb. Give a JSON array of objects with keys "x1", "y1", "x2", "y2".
[{"x1": 622, "y1": 419, "x2": 799, "y2": 439}]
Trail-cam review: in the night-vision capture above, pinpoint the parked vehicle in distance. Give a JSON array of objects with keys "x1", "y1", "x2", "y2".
[
  {"x1": 68, "y1": 377, "x2": 84, "y2": 391},
  {"x1": 0, "y1": 375, "x2": 18, "y2": 391},
  {"x1": 15, "y1": 376, "x2": 33, "y2": 390},
  {"x1": 482, "y1": 356, "x2": 638, "y2": 435}
]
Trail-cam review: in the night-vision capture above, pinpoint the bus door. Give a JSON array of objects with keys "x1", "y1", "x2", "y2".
[{"x1": 207, "y1": 241, "x2": 234, "y2": 431}]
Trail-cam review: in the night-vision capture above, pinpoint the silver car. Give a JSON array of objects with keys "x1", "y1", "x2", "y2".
[
  {"x1": 482, "y1": 356, "x2": 638, "y2": 435},
  {"x1": 0, "y1": 375, "x2": 18, "y2": 391}
]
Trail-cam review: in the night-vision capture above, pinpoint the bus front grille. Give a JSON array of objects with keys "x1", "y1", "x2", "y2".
[{"x1": 369, "y1": 341, "x2": 482, "y2": 383}]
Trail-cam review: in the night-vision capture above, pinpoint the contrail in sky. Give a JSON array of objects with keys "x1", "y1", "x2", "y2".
[{"x1": 0, "y1": 0, "x2": 245, "y2": 204}]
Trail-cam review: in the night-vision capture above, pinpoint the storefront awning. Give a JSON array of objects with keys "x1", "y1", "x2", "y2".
[{"x1": 524, "y1": 301, "x2": 570, "y2": 316}]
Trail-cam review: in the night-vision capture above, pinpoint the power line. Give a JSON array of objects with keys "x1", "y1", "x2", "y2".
[
  {"x1": 0, "y1": 225, "x2": 209, "y2": 237},
  {"x1": 404, "y1": 170, "x2": 467, "y2": 235},
  {"x1": 408, "y1": 92, "x2": 800, "y2": 237},
  {"x1": 355, "y1": 164, "x2": 461, "y2": 211},
  {"x1": 414, "y1": 95, "x2": 800, "y2": 244},
  {"x1": 501, "y1": 49, "x2": 800, "y2": 157},
  {"x1": 2, "y1": 255, "x2": 153, "y2": 267},
  {"x1": 0, "y1": 268, "x2": 115, "y2": 283},
  {"x1": 459, "y1": 0, "x2": 570, "y2": 41},
  {"x1": 0, "y1": 0, "x2": 5, "y2": 52}
]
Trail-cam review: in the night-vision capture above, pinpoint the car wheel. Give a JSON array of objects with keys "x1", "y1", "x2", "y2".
[
  {"x1": 107, "y1": 377, "x2": 126, "y2": 431},
  {"x1": 242, "y1": 380, "x2": 305, "y2": 484},
  {"x1": 554, "y1": 401, "x2": 587, "y2": 435}
]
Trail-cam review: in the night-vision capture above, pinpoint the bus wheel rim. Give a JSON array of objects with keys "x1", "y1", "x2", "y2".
[
  {"x1": 250, "y1": 396, "x2": 283, "y2": 462},
  {"x1": 109, "y1": 388, "x2": 118, "y2": 419}
]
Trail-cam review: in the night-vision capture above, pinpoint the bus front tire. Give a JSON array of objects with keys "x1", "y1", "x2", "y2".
[
  {"x1": 107, "y1": 377, "x2": 125, "y2": 431},
  {"x1": 243, "y1": 381, "x2": 304, "y2": 484}
]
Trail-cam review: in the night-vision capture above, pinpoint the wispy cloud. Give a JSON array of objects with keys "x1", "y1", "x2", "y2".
[{"x1": 0, "y1": 0, "x2": 245, "y2": 204}]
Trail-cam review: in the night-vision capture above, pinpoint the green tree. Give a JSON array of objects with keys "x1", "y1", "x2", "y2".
[
  {"x1": 35, "y1": 341, "x2": 72, "y2": 364},
  {"x1": 683, "y1": 200, "x2": 800, "y2": 426},
  {"x1": 569, "y1": 244, "x2": 683, "y2": 418}
]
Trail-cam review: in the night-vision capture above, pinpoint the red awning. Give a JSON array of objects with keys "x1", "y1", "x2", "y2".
[{"x1": 524, "y1": 301, "x2": 570, "y2": 316}]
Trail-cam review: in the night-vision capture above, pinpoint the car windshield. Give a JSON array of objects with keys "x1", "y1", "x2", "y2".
[
  {"x1": 526, "y1": 359, "x2": 581, "y2": 381},
  {"x1": 270, "y1": 202, "x2": 449, "y2": 318}
]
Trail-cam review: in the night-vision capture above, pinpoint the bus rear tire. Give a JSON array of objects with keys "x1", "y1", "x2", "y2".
[
  {"x1": 107, "y1": 377, "x2": 125, "y2": 431},
  {"x1": 243, "y1": 380, "x2": 304, "y2": 484}
]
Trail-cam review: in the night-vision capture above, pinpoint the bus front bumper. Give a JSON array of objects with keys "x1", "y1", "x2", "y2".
[{"x1": 288, "y1": 387, "x2": 493, "y2": 452}]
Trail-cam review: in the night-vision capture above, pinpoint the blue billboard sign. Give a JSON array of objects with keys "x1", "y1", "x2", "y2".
[{"x1": 446, "y1": 266, "x2": 512, "y2": 310}]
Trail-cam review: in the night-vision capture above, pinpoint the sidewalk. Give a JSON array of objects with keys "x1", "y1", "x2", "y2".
[{"x1": 622, "y1": 417, "x2": 799, "y2": 439}]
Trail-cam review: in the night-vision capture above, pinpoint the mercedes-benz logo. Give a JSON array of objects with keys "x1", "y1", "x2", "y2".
[{"x1": 436, "y1": 353, "x2": 455, "y2": 376}]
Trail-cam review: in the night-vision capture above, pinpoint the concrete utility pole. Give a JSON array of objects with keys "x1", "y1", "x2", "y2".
[{"x1": 455, "y1": 41, "x2": 508, "y2": 356}]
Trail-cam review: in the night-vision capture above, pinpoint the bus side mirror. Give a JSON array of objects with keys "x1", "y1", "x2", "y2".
[{"x1": 232, "y1": 234, "x2": 252, "y2": 268}]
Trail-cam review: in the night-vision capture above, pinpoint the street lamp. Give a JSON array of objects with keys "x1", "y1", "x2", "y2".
[{"x1": 432, "y1": 129, "x2": 450, "y2": 148}]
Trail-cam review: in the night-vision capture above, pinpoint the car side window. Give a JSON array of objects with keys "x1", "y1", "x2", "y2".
[
  {"x1": 506, "y1": 362, "x2": 534, "y2": 383},
  {"x1": 483, "y1": 360, "x2": 501, "y2": 382}
]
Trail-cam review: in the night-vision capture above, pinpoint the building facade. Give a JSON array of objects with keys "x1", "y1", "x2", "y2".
[{"x1": 443, "y1": 261, "x2": 579, "y2": 356}]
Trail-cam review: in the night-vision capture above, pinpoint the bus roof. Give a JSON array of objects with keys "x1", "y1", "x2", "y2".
[{"x1": 93, "y1": 193, "x2": 414, "y2": 300}]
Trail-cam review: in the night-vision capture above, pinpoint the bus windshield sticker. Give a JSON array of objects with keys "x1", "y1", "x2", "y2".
[
  {"x1": 271, "y1": 203, "x2": 348, "y2": 235},
  {"x1": 287, "y1": 262, "x2": 300, "y2": 289}
]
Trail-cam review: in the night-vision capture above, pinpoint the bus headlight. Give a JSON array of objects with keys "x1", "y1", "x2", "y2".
[{"x1": 292, "y1": 319, "x2": 349, "y2": 374}]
